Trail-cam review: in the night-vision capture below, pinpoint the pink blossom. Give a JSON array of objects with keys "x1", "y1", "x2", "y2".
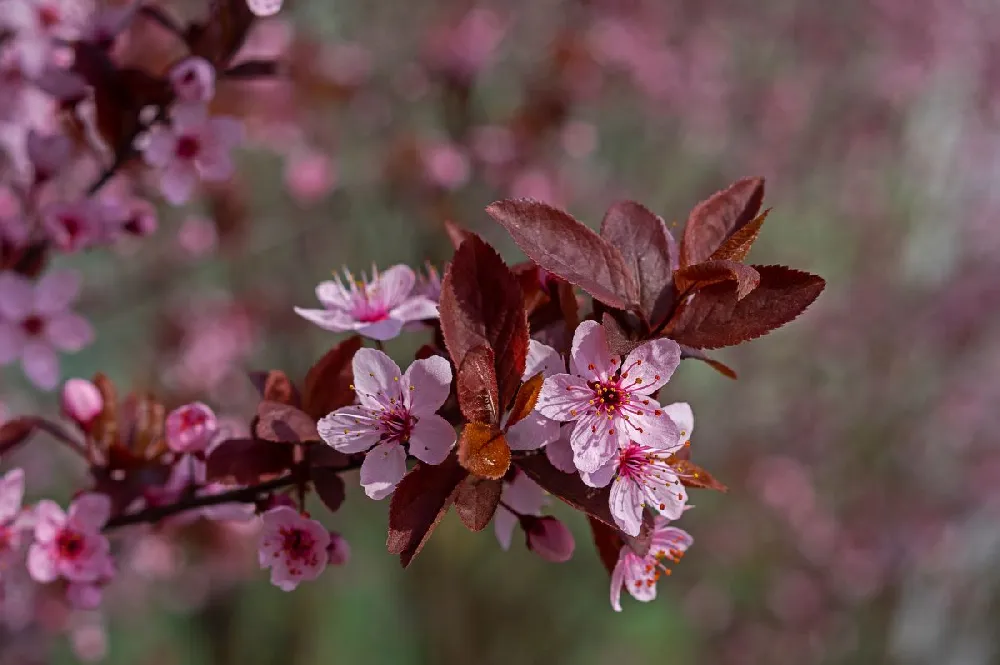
[
  {"x1": 41, "y1": 198, "x2": 107, "y2": 252},
  {"x1": 422, "y1": 142, "x2": 470, "y2": 190},
  {"x1": 327, "y1": 532, "x2": 350, "y2": 566},
  {"x1": 61, "y1": 378, "x2": 103, "y2": 428},
  {"x1": 295, "y1": 265, "x2": 439, "y2": 341},
  {"x1": 26, "y1": 129, "x2": 70, "y2": 183},
  {"x1": 169, "y1": 57, "x2": 216, "y2": 104},
  {"x1": 543, "y1": 426, "x2": 577, "y2": 473},
  {"x1": 165, "y1": 402, "x2": 218, "y2": 454},
  {"x1": 504, "y1": 340, "x2": 563, "y2": 451},
  {"x1": 258, "y1": 506, "x2": 329, "y2": 591},
  {"x1": 176, "y1": 215, "x2": 218, "y2": 257},
  {"x1": 523, "y1": 516, "x2": 575, "y2": 563},
  {"x1": 27, "y1": 493, "x2": 115, "y2": 586},
  {"x1": 318, "y1": 349, "x2": 455, "y2": 499},
  {"x1": 535, "y1": 320, "x2": 682, "y2": 473},
  {"x1": 116, "y1": 198, "x2": 158, "y2": 237},
  {"x1": 494, "y1": 471, "x2": 547, "y2": 550},
  {"x1": 0, "y1": 269, "x2": 93, "y2": 390},
  {"x1": 142, "y1": 103, "x2": 244, "y2": 205},
  {"x1": 0, "y1": 468, "x2": 26, "y2": 574},
  {"x1": 246, "y1": 0, "x2": 283, "y2": 17},
  {"x1": 415, "y1": 263, "x2": 442, "y2": 303},
  {"x1": 284, "y1": 151, "x2": 337, "y2": 204},
  {"x1": 610, "y1": 516, "x2": 693, "y2": 612}
]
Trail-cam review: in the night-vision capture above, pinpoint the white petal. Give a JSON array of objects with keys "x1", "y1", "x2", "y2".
[
  {"x1": 535, "y1": 373, "x2": 591, "y2": 420},
  {"x1": 371, "y1": 264, "x2": 416, "y2": 310},
  {"x1": 402, "y1": 355, "x2": 452, "y2": 414},
  {"x1": 316, "y1": 406, "x2": 381, "y2": 453},
  {"x1": 622, "y1": 337, "x2": 681, "y2": 396},
  {"x1": 359, "y1": 441, "x2": 407, "y2": 500},
  {"x1": 609, "y1": 476, "x2": 644, "y2": 537},
  {"x1": 569, "y1": 320, "x2": 617, "y2": 381},
  {"x1": 524, "y1": 340, "x2": 564, "y2": 380},
  {"x1": 351, "y1": 348, "x2": 403, "y2": 407},
  {"x1": 662, "y1": 402, "x2": 694, "y2": 440},
  {"x1": 407, "y1": 414, "x2": 455, "y2": 465},
  {"x1": 581, "y1": 457, "x2": 616, "y2": 488},
  {"x1": 505, "y1": 412, "x2": 560, "y2": 451}
]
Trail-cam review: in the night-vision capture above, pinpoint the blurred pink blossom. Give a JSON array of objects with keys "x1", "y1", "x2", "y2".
[
  {"x1": 165, "y1": 402, "x2": 219, "y2": 454},
  {"x1": 494, "y1": 471, "x2": 546, "y2": 551},
  {"x1": 284, "y1": 151, "x2": 337, "y2": 204},
  {"x1": 258, "y1": 506, "x2": 329, "y2": 591},
  {"x1": 0, "y1": 468, "x2": 26, "y2": 575},
  {"x1": 611, "y1": 516, "x2": 693, "y2": 612},
  {"x1": 60, "y1": 378, "x2": 103, "y2": 429},
  {"x1": 523, "y1": 516, "x2": 575, "y2": 563},
  {"x1": 27, "y1": 493, "x2": 114, "y2": 587},
  {"x1": 169, "y1": 57, "x2": 216, "y2": 104}
]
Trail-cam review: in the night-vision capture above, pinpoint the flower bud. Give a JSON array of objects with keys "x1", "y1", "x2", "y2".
[
  {"x1": 61, "y1": 379, "x2": 103, "y2": 428},
  {"x1": 522, "y1": 515, "x2": 575, "y2": 563},
  {"x1": 327, "y1": 531, "x2": 351, "y2": 566},
  {"x1": 165, "y1": 402, "x2": 218, "y2": 453}
]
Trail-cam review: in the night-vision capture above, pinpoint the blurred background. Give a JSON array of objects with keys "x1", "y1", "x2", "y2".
[{"x1": 3, "y1": 0, "x2": 1000, "y2": 663}]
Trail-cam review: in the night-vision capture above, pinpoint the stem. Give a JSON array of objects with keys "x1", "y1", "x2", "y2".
[
  {"x1": 35, "y1": 420, "x2": 90, "y2": 460},
  {"x1": 374, "y1": 340, "x2": 385, "y2": 352}
]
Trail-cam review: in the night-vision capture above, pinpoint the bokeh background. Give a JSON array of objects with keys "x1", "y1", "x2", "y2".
[{"x1": 4, "y1": 0, "x2": 1000, "y2": 663}]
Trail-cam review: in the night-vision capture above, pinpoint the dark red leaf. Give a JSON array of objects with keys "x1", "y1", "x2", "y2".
[
  {"x1": 505, "y1": 372, "x2": 544, "y2": 429},
  {"x1": 709, "y1": 209, "x2": 771, "y2": 263},
  {"x1": 457, "y1": 423, "x2": 511, "y2": 480},
  {"x1": 439, "y1": 234, "x2": 528, "y2": 411},
  {"x1": 602, "y1": 312, "x2": 642, "y2": 357},
  {"x1": 312, "y1": 467, "x2": 346, "y2": 512},
  {"x1": 666, "y1": 265, "x2": 825, "y2": 349},
  {"x1": 248, "y1": 370, "x2": 299, "y2": 406},
  {"x1": 486, "y1": 199, "x2": 640, "y2": 310},
  {"x1": 456, "y1": 345, "x2": 500, "y2": 425},
  {"x1": 0, "y1": 418, "x2": 39, "y2": 455},
  {"x1": 387, "y1": 454, "x2": 468, "y2": 567},
  {"x1": 453, "y1": 476, "x2": 503, "y2": 531},
  {"x1": 186, "y1": 0, "x2": 255, "y2": 68},
  {"x1": 673, "y1": 459, "x2": 729, "y2": 492},
  {"x1": 600, "y1": 201, "x2": 678, "y2": 325},
  {"x1": 443, "y1": 219, "x2": 471, "y2": 250},
  {"x1": 589, "y1": 516, "x2": 623, "y2": 574},
  {"x1": 308, "y1": 445, "x2": 352, "y2": 469},
  {"x1": 680, "y1": 177, "x2": 765, "y2": 267},
  {"x1": 680, "y1": 345, "x2": 738, "y2": 379},
  {"x1": 255, "y1": 401, "x2": 319, "y2": 443},
  {"x1": 205, "y1": 438, "x2": 294, "y2": 485},
  {"x1": 674, "y1": 260, "x2": 761, "y2": 300},
  {"x1": 302, "y1": 335, "x2": 363, "y2": 419}
]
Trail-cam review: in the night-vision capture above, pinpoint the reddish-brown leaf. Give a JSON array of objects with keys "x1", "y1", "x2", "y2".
[
  {"x1": 486, "y1": 199, "x2": 640, "y2": 311},
  {"x1": 308, "y1": 445, "x2": 352, "y2": 469},
  {"x1": 302, "y1": 335, "x2": 363, "y2": 419},
  {"x1": 457, "y1": 422, "x2": 511, "y2": 480},
  {"x1": 205, "y1": 438, "x2": 294, "y2": 485},
  {"x1": 673, "y1": 459, "x2": 729, "y2": 492},
  {"x1": 456, "y1": 345, "x2": 500, "y2": 425},
  {"x1": 666, "y1": 265, "x2": 825, "y2": 349},
  {"x1": 505, "y1": 373, "x2": 544, "y2": 429},
  {"x1": 186, "y1": 0, "x2": 255, "y2": 68},
  {"x1": 679, "y1": 345, "x2": 738, "y2": 380},
  {"x1": 709, "y1": 209, "x2": 771, "y2": 263},
  {"x1": 439, "y1": 234, "x2": 528, "y2": 411},
  {"x1": 312, "y1": 466, "x2": 346, "y2": 512},
  {"x1": 0, "y1": 418, "x2": 39, "y2": 455},
  {"x1": 248, "y1": 370, "x2": 299, "y2": 406},
  {"x1": 255, "y1": 401, "x2": 319, "y2": 443},
  {"x1": 600, "y1": 200, "x2": 678, "y2": 325},
  {"x1": 602, "y1": 312, "x2": 642, "y2": 357},
  {"x1": 680, "y1": 177, "x2": 765, "y2": 267},
  {"x1": 675, "y1": 260, "x2": 761, "y2": 301},
  {"x1": 387, "y1": 454, "x2": 468, "y2": 567},
  {"x1": 90, "y1": 373, "x2": 119, "y2": 451},
  {"x1": 589, "y1": 516, "x2": 623, "y2": 575},
  {"x1": 453, "y1": 477, "x2": 503, "y2": 531}
]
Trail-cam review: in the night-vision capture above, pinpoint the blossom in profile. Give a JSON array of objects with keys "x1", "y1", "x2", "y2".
[
  {"x1": 169, "y1": 57, "x2": 216, "y2": 104},
  {"x1": 610, "y1": 516, "x2": 693, "y2": 611},
  {"x1": 295, "y1": 265, "x2": 439, "y2": 341},
  {"x1": 318, "y1": 349, "x2": 455, "y2": 499},
  {"x1": 0, "y1": 468, "x2": 26, "y2": 574},
  {"x1": 326, "y1": 532, "x2": 350, "y2": 566},
  {"x1": 258, "y1": 506, "x2": 330, "y2": 591},
  {"x1": 142, "y1": 103, "x2": 244, "y2": 205},
  {"x1": 0, "y1": 269, "x2": 93, "y2": 390},
  {"x1": 494, "y1": 471, "x2": 575, "y2": 562},
  {"x1": 61, "y1": 378, "x2": 103, "y2": 428},
  {"x1": 165, "y1": 402, "x2": 218, "y2": 454},
  {"x1": 27, "y1": 493, "x2": 115, "y2": 586}
]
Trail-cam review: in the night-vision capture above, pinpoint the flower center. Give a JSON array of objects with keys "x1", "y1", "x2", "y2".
[
  {"x1": 379, "y1": 409, "x2": 415, "y2": 442},
  {"x1": 587, "y1": 380, "x2": 627, "y2": 413},
  {"x1": 59, "y1": 213, "x2": 85, "y2": 239},
  {"x1": 37, "y1": 5, "x2": 61, "y2": 30},
  {"x1": 280, "y1": 527, "x2": 315, "y2": 561},
  {"x1": 179, "y1": 409, "x2": 207, "y2": 431},
  {"x1": 21, "y1": 315, "x2": 45, "y2": 337},
  {"x1": 355, "y1": 307, "x2": 390, "y2": 323},
  {"x1": 56, "y1": 530, "x2": 85, "y2": 560},
  {"x1": 175, "y1": 135, "x2": 201, "y2": 160}
]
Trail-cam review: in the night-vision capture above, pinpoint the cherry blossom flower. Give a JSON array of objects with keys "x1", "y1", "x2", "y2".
[
  {"x1": 295, "y1": 265, "x2": 439, "y2": 341},
  {"x1": 610, "y1": 516, "x2": 693, "y2": 612},
  {"x1": 284, "y1": 150, "x2": 337, "y2": 204},
  {"x1": 523, "y1": 516, "x2": 575, "y2": 563},
  {"x1": 26, "y1": 129, "x2": 70, "y2": 183},
  {"x1": 0, "y1": 269, "x2": 93, "y2": 390},
  {"x1": 535, "y1": 320, "x2": 682, "y2": 473},
  {"x1": 504, "y1": 340, "x2": 563, "y2": 451},
  {"x1": 41, "y1": 198, "x2": 108, "y2": 252},
  {"x1": 141, "y1": 103, "x2": 244, "y2": 205},
  {"x1": 258, "y1": 506, "x2": 329, "y2": 591},
  {"x1": 327, "y1": 532, "x2": 350, "y2": 566},
  {"x1": 27, "y1": 493, "x2": 115, "y2": 586},
  {"x1": 169, "y1": 57, "x2": 215, "y2": 104},
  {"x1": 0, "y1": 468, "x2": 26, "y2": 575},
  {"x1": 61, "y1": 378, "x2": 103, "y2": 428},
  {"x1": 318, "y1": 349, "x2": 455, "y2": 499},
  {"x1": 165, "y1": 402, "x2": 218, "y2": 454}
]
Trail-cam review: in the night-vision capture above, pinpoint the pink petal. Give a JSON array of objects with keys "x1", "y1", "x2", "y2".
[
  {"x1": 402, "y1": 355, "x2": 452, "y2": 415},
  {"x1": 493, "y1": 506, "x2": 517, "y2": 550},
  {"x1": 646, "y1": 474, "x2": 687, "y2": 520},
  {"x1": 524, "y1": 340, "x2": 563, "y2": 379},
  {"x1": 663, "y1": 402, "x2": 694, "y2": 440},
  {"x1": 535, "y1": 373, "x2": 591, "y2": 420},
  {"x1": 0, "y1": 322, "x2": 26, "y2": 364},
  {"x1": 371, "y1": 264, "x2": 416, "y2": 309},
  {"x1": 293, "y1": 306, "x2": 356, "y2": 332},
  {"x1": 195, "y1": 146, "x2": 234, "y2": 182},
  {"x1": 0, "y1": 271, "x2": 34, "y2": 320},
  {"x1": 357, "y1": 318, "x2": 404, "y2": 341},
  {"x1": 169, "y1": 56, "x2": 215, "y2": 103},
  {"x1": 22, "y1": 340, "x2": 59, "y2": 390},
  {"x1": 502, "y1": 472, "x2": 547, "y2": 516},
  {"x1": 210, "y1": 116, "x2": 244, "y2": 150},
  {"x1": 34, "y1": 269, "x2": 81, "y2": 314},
  {"x1": 406, "y1": 414, "x2": 455, "y2": 464},
  {"x1": 581, "y1": 457, "x2": 616, "y2": 488},
  {"x1": 543, "y1": 430, "x2": 577, "y2": 473},
  {"x1": 27, "y1": 543, "x2": 57, "y2": 582},
  {"x1": 389, "y1": 296, "x2": 439, "y2": 323},
  {"x1": 652, "y1": 523, "x2": 694, "y2": 554},
  {"x1": 622, "y1": 337, "x2": 681, "y2": 395},
  {"x1": 33, "y1": 500, "x2": 66, "y2": 542},
  {"x1": 160, "y1": 162, "x2": 198, "y2": 205},
  {"x1": 506, "y1": 411, "x2": 560, "y2": 451},
  {"x1": 525, "y1": 516, "x2": 575, "y2": 562},
  {"x1": 141, "y1": 126, "x2": 175, "y2": 167},
  {"x1": 68, "y1": 493, "x2": 111, "y2": 532},
  {"x1": 628, "y1": 401, "x2": 681, "y2": 453},
  {"x1": 569, "y1": 412, "x2": 618, "y2": 473},
  {"x1": 45, "y1": 312, "x2": 94, "y2": 352},
  {"x1": 317, "y1": 406, "x2": 381, "y2": 453},
  {"x1": 351, "y1": 348, "x2": 403, "y2": 407},
  {"x1": 610, "y1": 553, "x2": 626, "y2": 611},
  {"x1": 0, "y1": 468, "x2": 24, "y2": 523},
  {"x1": 569, "y1": 320, "x2": 617, "y2": 381},
  {"x1": 610, "y1": 476, "x2": 644, "y2": 537},
  {"x1": 66, "y1": 582, "x2": 103, "y2": 609},
  {"x1": 170, "y1": 102, "x2": 209, "y2": 131},
  {"x1": 359, "y1": 441, "x2": 407, "y2": 500},
  {"x1": 315, "y1": 280, "x2": 351, "y2": 310},
  {"x1": 624, "y1": 555, "x2": 658, "y2": 603}
]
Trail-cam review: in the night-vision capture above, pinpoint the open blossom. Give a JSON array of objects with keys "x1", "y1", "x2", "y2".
[
  {"x1": 0, "y1": 468, "x2": 26, "y2": 574},
  {"x1": 142, "y1": 103, "x2": 244, "y2": 205},
  {"x1": 504, "y1": 340, "x2": 563, "y2": 451},
  {"x1": 0, "y1": 269, "x2": 93, "y2": 390},
  {"x1": 611, "y1": 516, "x2": 693, "y2": 612},
  {"x1": 258, "y1": 506, "x2": 329, "y2": 591},
  {"x1": 41, "y1": 198, "x2": 109, "y2": 252},
  {"x1": 318, "y1": 349, "x2": 455, "y2": 499},
  {"x1": 295, "y1": 265, "x2": 439, "y2": 341},
  {"x1": 535, "y1": 320, "x2": 682, "y2": 473},
  {"x1": 168, "y1": 57, "x2": 215, "y2": 103},
  {"x1": 165, "y1": 402, "x2": 218, "y2": 454},
  {"x1": 27, "y1": 493, "x2": 114, "y2": 586}
]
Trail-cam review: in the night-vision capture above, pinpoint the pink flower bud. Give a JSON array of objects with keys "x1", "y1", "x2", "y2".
[
  {"x1": 165, "y1": 402, "x2": 218, "y2": 453},
  {"x1": 327, "y1": 532, "x2": 351, "y2": 566},
  {"x1": 169, "y1": 57, "x2": 216, "y2": 104},
  {"x1": 522, "y1": 516, "x2": 575, "y2": 563},
  {"x1": 61, "y1": 379, "x2": 104, "y2": 428}
]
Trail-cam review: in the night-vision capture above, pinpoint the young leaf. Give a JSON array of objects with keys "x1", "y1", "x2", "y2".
[
  {"x1": 602, "y1": 312, "x2": 642, "y2": 357},
  {"x1": 255, "y1": 401, "x2": 319, "y2": 443},
  {"x1": 387, "y1": 454, "x2": 468, "y2": 567},
  {"x1": 674, "y1": 260, "x2": 761, "y2": 301},
  {"x1": 673, "y1": 460, "x2": 729, "y2": 492},
  {"x1": 457, "y1": 345, "x2": 500, "y2": 425},
  {"x1": 599, "y1": 201, "x2": 678, "y2": 324},
  {"x1": 312, "y1": 467, "x2": 347, "y2": 512},
  {"x1": 708, "y1": 209, "x2": 770, "y2": 263},
  {"x1": 680, "y1": 177, "x2": 765, "y2": 267},
  {"x1": 505, "y1": 372, "x2": 544, "y2": 429},
  {"x1": 453, "y1": 477, "x2": 503, "y2": 531},
  {"x1": 666, "y1": 265, "x2": 825, "y2": 349},
  {"x1": 680, "y1": 345, "x2": 738, "y2": 380},
  {"x1": 90, "y1": 373, "x2": 119, "y2": 452},
  {"x1": 302, "y1": 335, "x2": 362, "y2": 419},
  {"x1": 439, "y1": 234, "x2": 528, "y2": 411},
  {"x1": 248, "y1": 370, "x2": 299, "y2": 406},
  {"x1": 588, "y1": 516, "x2": 623, "y2": 575},
  {"x1": 457, "y1": 422, "x2": 511, "y2": 480},
  {"x1": 205, "y1": 439, "x2": 294, "y2": 485},
  {"x1": 0, "y1": 418, "x2": 39, "y2": 456},
  {"x1": 486, "y1": 199, "x2": 640, "y2": 311}
]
